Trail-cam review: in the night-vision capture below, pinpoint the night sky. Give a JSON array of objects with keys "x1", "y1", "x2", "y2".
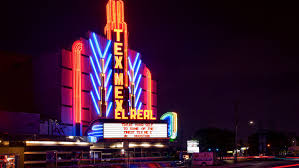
[{"x1": 1, "y1": 0, "x2": 299, "y2": 140}]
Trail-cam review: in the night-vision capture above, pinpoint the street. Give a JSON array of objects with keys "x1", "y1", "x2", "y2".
[{"x1": 190, "y1": 160, "x2": 299, "y2": 168}]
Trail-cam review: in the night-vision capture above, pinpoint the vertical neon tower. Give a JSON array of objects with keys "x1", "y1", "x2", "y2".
[
  {"x1": 105, "y1": 0, "x2": 130, "y2": 118},
  {"x1": 72, "y1": 40, "x2": 83, "y2": 136},
  {"x1": 105, "y1": 0, "x2": 128, "y2": 88}
]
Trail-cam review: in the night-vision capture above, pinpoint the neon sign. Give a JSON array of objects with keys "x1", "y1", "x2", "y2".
[
  {"x1": 89, "y1": 33, "x2": 112, "y2": 118},
  {"x1": 72, "y1": 40, "x2": 83, "y2": 136},
  {"x1": 103, "y1": 123, "x2": 167, "y2": 139},
  {"x1": 89, "y1": 0, "x2": 156, "y2": 121},
  {"x1": 113, "y1": 29, "x2": 127, "y2": 119},
  {"x1": 160, "y1": 112, "x2": 178, "y2": 140}
]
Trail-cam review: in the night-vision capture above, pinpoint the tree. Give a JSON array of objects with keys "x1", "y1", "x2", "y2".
[
  {"x1": 248, "y1": 130, "x2": 291, "y2": 156},
  {"x1": 193, "y1": 127, "x2": 234, "y2": 155}
]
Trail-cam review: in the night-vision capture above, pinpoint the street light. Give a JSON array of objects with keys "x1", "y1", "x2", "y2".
[{"x1": 248, "y1": 120, "x2": 254, "y2": 126}]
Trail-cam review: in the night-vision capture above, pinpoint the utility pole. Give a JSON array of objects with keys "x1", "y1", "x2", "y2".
[{"x1": 234, "y1": 100, "x2": 239, "y2": 163}]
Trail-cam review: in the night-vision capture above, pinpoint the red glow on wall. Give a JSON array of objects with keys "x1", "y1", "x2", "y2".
[
  {"x1": 72, "y1": 40, "x2": 83, "y2": 123},
  {"x1": 105, "y1": 0, "x2": 128, "y2": 87}
]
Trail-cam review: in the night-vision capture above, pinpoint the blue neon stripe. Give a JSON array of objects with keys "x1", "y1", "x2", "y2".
[
  {"x1": 133, "y1": 53, "x2": 140, "y2": 69},
  {"x1": 102, "y1": 40, "x2": 111, "y2": 58},
  {"x1": 134, "y1": 74, "x2": 142, "y2": 95},
  {"x1": 128, "y1": 57, "x2": 133, "y2": 70},
  {"x1": 135, "y1": 88, "x2": 142, "y2": 106},
  {"x1": 134, "y1": 60, "x2": 142, "y2": 82},
  {"x1": 92, "y1": 124, "x2": 103, "y2": 131},
  {"x1": 91, "y1": 130, "x2": 103, "y2": 133},
  {"x1": 128, "y1": 71, "x2": 132, "y2": 82},
  {"x1": 92, "y1": 33, "x2": 103, "y2": 58},
  {"x1": 90, "y1": 74, "x2": 100, "y2": 100},
  {"x1": 106, "y1": 102, "x2": 113, "y2": 117},
  {"x1": 128, "y1": 87, "x2": 131, "y2": 93},
  {"x1": 88, "y1": 131, "x2": 103, "y2": 134},
  {"x1": 88, "y1": 132, "x2": 103, "y2": 135},
  {"x1": 89, "y1": 39, "x2": 102, "y2": 73},
  {"x1": 88, "y1": 132, "x2": 103, "y2": 137},
  {"x1": 128, "y1": 100, "x2": 131, "y2": 107},
  {"x1": 105, "y1": 85, "x2": 112, "y2": 101},
  {"x1": 104, "y1": 53, "x2": 112, "y2": 73},
  {"x1": 90, "y1": 57, "x2": 101, "y2": 86},
  {"x1": 105, "y1": 69, "x2": 112, "y2": 88},
  {"x1": 90, "y1": 91, "x2": 100, "y2": 115},
  {"x1": 137, "y1": 102, "x2": 142, "y2": 110}
]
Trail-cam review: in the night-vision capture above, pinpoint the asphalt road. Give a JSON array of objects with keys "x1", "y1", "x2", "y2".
[
  {"x1": 228, "y1": 160, "x2": 299, "y2": 168},
  {"x1": 191, "y1": 160, "x2": 299, "y2": 168}
]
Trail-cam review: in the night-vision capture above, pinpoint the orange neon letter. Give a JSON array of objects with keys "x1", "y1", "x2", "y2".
[
  {"x1": 115, "y1": 86, "x2": 123, "y2": 99},
  {"x1": 115, "y1": 111, "x2": 122, "y2": 119},
  {"x1": 137, "y1": 110, "x2": 143, "y2": 120},
  {"x1": 150, "y1": 110, "x2": 156, "y2": 120},
  {"x1": 144, "y1": 110, "x2": 150, "y2": 120},
  {"x1": 114, "y1": 29, "x2": 123, "y2": 42},
  {"x1": 114, "y1": 73, "x2": 123, "y2": 85},
  {"x1": 122, "y1": 111, "x2": 128, "y2": 119},
  {"x1": 114, "y1": 43, "x2": 123, "y2": 55},
  {"x1": 130, "y1": 109, "x2": 136, "y2": 119},
  {"x1": 114, "y1": 56, "x2": 123, "y2": 69}
]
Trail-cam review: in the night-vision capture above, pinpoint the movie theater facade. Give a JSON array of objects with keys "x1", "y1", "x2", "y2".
[{"x1": 58, "y1": 0, "x2": 178, "y2": 143}]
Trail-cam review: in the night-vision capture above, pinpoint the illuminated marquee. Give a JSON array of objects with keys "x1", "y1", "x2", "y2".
[{"x1": 103, "y1": 123, "x2": 167, "y2": 139}]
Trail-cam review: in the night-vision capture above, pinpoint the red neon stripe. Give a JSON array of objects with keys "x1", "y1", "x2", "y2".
[
  {"x1": 272, "y1": 164, "x2": 299, "y2": 168},
  {"x1": 72, "y1": 41, "x2": 83, "y2": 123},
  {"x1": 145, "y1": 68, "x2": 152, "y2": 110}
]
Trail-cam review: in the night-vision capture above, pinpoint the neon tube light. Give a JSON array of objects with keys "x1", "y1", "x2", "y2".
[
  {"x1": 134, "y1": 60, "x2": 142, "y2": 82},
  {"x1": 89, "y1": 39, "x2": 102, "y2": 73},
  {"x1": 160, "y1": 112, "x2": 178, "y2": 140},
  {"x1": 105, "y1": 0, "x2": 129, "y2": 87},
  {"x1": 92, "y1": 124, "x2": 103, "y2": 131},
  {"x1": 90, "y1": 73, "x2": 100, "y2": 100},
  {"x1": 135, "y1": 88, "x2": 142, "y2": 106},
  {"x1": 90, "y1": 91, "x2": 100, "y2": 115},
  {"x1": 134, "y1": 74, "x2": 142, "y2": 95},
  {"x1": 146, "y1": 68, "x2": 152, "y2": 110},
  {"x1": 133, "y1": 53, "x2": 140, "y2": 69},
  {"x1": 92, "y1": 33, "x2": 103, "y2": 58},
  {"x1": 137, "y1": 102, "x2": 142, "y2": 110},
  {"x1": 103, "y1": 40, "x2": 112, "y2": 58},
  {"x1": 106, "y1": 102, "x2": 113, "y2": 117},
  {"x1": 105, "y1": 85, "x2": 112, "y2": 101},
  {"x1": 104, "y1": 53, "x2": 112, "y2": 73},
  {"x1": 105, "y1": 69, "x2": 112, "y2": 88},
  {"x1": 88, "y1": 132, "x2": 103, "y2": 137},
  {"x1": 90, "y1": 57, "x2": 101, "y2": 86},
  {"x1": 128, "y1": 70, "x2": 132, "y2": 82},
  {"x1": 72, "y1": 41, "x2": 83, "y2": 124},
  {"x1": 128, "y1": 57, "x2": 133, "y2": 70}
]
